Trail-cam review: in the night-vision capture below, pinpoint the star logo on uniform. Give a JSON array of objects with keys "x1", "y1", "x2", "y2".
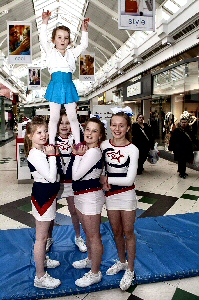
[
  {"x1": 58, "y1": 141, "x2": 71, "y2": 151},
  {"x1": 107, "y1": 150, "x2": 124, "y2": 162}
]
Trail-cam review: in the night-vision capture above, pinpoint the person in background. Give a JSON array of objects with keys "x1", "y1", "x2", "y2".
[
  {"x1": 24, "y1": 116, "x2": 61, "y2": 289},
  {"x1": 132, "y1": 113, "x2": 154, "y2": 174},
  {"x1": 101, "y1": 108, "x2": 139, "y2": 291},
  {"x1": 46, "y1": 110, "x2": 87, "y2": 253},
  {"x1": 72, "y1": 117, "x2": 106, "y2": 288},
  {"x1": 40, "y1": 10, "x2": 89, "y2": 146},
  {"x1": 169, "y1": 117, "x2": 196, "y2": 179}
]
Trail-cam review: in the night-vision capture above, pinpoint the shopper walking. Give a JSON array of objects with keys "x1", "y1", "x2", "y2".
[
  {"x1": 169, "y1": 117, "x2": 196, "y2": 179},
  {"x1": 132, "y1": 114, "x2": 154, "y2": 174}
]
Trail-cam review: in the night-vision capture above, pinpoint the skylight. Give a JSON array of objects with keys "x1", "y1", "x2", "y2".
[
  {"x1": 33, "y1": 0, "x2": 87, "y2": 44},
  {"x1": 164, "y1": 0, "x2": 181, "y2": 14}
]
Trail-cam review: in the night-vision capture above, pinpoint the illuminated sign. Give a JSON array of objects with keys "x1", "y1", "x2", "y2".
[{"x1": 127, "y1": 82, "x2": 141, "y2": 96}]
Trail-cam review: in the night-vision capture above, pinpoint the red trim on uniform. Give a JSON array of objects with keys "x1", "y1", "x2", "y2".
[
  {"x1": 109, "y1": 139, "x2": 131, "y2": 147},
  {"x1": 106, "y1": 185, "x2": 135, "y2": 197},
  {"x1": 74, "y1": 187, "x2": 101, "y2": 195},
  {"x1": 32, "y1": 195, "x2": 57, "y2": 216},
  {"x1": 61, "y1": 179, "x2": 72, "y2": 183}
]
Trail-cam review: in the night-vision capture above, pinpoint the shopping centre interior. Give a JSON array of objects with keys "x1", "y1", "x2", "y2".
[{"x1": 0, "y1": 1, "x2": 199, "y2": 300}]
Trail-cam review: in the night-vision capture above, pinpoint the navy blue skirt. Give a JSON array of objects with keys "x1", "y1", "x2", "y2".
[
  {"x1": 45, "y1": 71, "x2": 79, "y2": 105},
  {"x1": 31, "y1": 182, "x2": 60, "y2": 216}
]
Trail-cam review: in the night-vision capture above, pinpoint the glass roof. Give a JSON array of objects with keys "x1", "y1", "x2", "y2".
[
  {"x1": 162, "y1": 0, "x2": 187, "y2": 18},
  {"x1": 34, "y1": 0, "x2": 86, "y2": 44},
  {"x1": 8, "y1": 0, "x2": 189, "y2": 96}
]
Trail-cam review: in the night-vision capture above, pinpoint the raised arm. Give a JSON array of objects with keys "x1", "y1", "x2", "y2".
[
  {"x1": 72, "y1": 18, "x2": 89, "y2": 58},
  {"x1": 40, "y1": 10, "x2": 51, "y2": 53}
]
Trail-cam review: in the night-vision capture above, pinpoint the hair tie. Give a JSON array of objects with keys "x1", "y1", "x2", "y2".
[
  {"x1": 90, "y1": 114, "x2": 100, "y2": 119},
  {"x1": 90, "y1": 114, "x2": 107, "y2": 128}
]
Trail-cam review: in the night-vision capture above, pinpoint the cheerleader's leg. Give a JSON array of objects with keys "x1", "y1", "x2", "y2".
[
  {"x1": 64, "y1": 102, "x2": 80, "y2": 144},
  {"x1": 48, "y1": 102, "x2": 61, "y2": 144}
]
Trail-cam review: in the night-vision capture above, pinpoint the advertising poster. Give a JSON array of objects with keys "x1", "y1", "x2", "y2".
[
  {"x1": 28, "y1": 67, "x2": 41, "y2": 90},
  {"x1": 7, "y1": 21, "x2": 32, "y2": 64},
  {"x1": 118, "y1": 0, "x2": 155, "y2": 31},
  {"x1": 79, "y1": 52, "x2": 95, "y2": 81}
]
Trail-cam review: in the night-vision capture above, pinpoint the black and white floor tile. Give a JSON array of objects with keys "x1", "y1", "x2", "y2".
[{"x1": 1, "y1": 139, "x2": 199, "y2": 300}]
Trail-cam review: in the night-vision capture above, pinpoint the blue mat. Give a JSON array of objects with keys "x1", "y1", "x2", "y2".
[{"x1": 1, "y1": 213, "x2": 199, "y2": 299}]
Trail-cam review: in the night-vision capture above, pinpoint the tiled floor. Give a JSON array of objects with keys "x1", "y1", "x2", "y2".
[{"x1": 1, "y1": 138, "x2": 199, "y2": 300}]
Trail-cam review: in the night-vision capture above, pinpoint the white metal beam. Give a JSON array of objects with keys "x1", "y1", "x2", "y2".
[
  {"x1": 0, "y1": 0, "x2": 26, "y2": 13},
  {"x1": 89, "y1": 21, "x2": 123, "y2": 47},
  {"x1": 89, "y1": 0, "x2": 118, "y2": 19}
]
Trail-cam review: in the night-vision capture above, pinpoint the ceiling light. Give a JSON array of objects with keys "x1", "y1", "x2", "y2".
[
  {"x1": 134, "y1": 57, "x2": 144, "y2": 64},
  {"x1": 162, "y1": 36, "x2": 175, "y2": 46},
  {"x1": 117, "y1": 69, "x2": 123, "y2": 75}
]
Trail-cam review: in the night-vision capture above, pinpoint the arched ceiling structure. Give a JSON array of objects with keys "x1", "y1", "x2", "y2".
[{"x1": 0, "y1": 0, "x2": 197, "y2": 102}]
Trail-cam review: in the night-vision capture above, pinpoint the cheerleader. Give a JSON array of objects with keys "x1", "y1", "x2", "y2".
[
  {"x1": 72, "y1": 117, "x2": 106, "y2": 288},
  {"x1": 53, "y1": 110, "x2": 87, "y2": 252},
  {"x1": 24, "y1": 116, "x2": 61, "y2": 289},
  {"x1": 40, "y1": 10, "x2": 89, "y2": 146},
  {"x1": 101, "y1": 107, "x2": 139, "y2": 291}
]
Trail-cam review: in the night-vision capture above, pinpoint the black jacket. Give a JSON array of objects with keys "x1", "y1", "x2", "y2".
[
  {"x1": 132, "y1": 122, "x2": 154, "y2": 152},
  {"x1": 169, "y1": 126, "x2": 195, "y2": 162}
]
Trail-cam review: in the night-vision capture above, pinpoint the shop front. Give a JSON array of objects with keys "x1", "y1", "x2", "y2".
[
  {"x1": 120, "y1": 73, "x2": 153, "y2": 123},
  {"x1": 153, "y1": 57, "x2": 199, "y2": 142}
]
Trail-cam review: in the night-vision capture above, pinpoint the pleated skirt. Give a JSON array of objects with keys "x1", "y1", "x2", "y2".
[{"x1": 45, "y1": 71, "x2": 79, "y2": 104}]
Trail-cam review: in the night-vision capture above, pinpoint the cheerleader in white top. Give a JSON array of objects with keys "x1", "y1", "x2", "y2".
[
  {"x1": 71, "y1": 117, "x2": 106, "y2": 288},
  {"x1": 40, "y1": 10, "x2": 89, "y2": 146},
  {"x1": 100, "y1": 107, "x2": 139, "y2": 291},
  {"x1": 24, "y1": 116, "x2": 61, "y2": 290},
  {"x1": 55, "y1": 110, "x2": 87, "y2": 252}
]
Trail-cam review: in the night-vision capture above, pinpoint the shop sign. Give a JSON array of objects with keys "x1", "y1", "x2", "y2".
[
  {"x1": 127, "y1": 82, "x2": 141, "y2": 97},
  {"x1": 118, "y1": 0, "x2": 155, "y2": 31},
  {"x1": 98, "y1": 92, "x2": 106, "y2": 104}
]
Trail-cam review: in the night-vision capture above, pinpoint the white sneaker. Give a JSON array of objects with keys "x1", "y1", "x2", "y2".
[
  {"x1": 75, "y1": 236, "x2": 87, "y2": 252},
  {"x1": 75, "y1": 270, "x2": 102, "y2": 287},
  {"x1": 46, "y1": 238, "x2": 53, "y2": 252},
  {"x1": 44, "y1": 256, "x2": 60, "y2": 268},
  {"x1": 106, "y1": 260, "x2": 128, "y2": 275},
  {"x1": 120, "y1": 269, "x2": 135, "y2": 291},
  {"x1": 34, "y1": 272, "x2": 61, "y2": 289},
  {"x1": 72, "y1": 257, "x2": 92, "y2": 269}
]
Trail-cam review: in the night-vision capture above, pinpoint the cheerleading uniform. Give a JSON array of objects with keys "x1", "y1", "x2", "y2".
[
  {"x1": 55, "y1": 125, "x2": 84, "y2": 198},
  {"x1": 27, "y1": 148, "x2": 60, "y2": 221},
  {"x1": 56, "y1": 134, "x2": 74, "y2": 198},
  {"x1": 40, "y1": 24, "x2": 88, "y2": 105},
  {"x1": 72, "y1": 147, "x2": 105, "y2": 215},
  {"x1": 100, "y1": 139, "x2": 139, "y2": 211}
]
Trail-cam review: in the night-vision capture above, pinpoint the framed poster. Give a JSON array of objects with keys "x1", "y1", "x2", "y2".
[
  {"x1": 79, "y1": 52, "x2": 95, "y2": 81},
  {"x1": 118, "y1": 0, "x2": 155, "y2": 31},
  {"x1": 28, "y1": 67, "x2": 41, "y2": 90},
  {"x1": 7, "y1": 21, "x2": 32, "y2": 64}
]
